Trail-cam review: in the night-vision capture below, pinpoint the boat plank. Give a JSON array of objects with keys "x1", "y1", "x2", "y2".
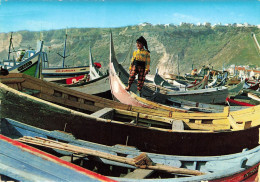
[
  {"x1": 40, "y1": 93, "x2": 101, "y2": 112},
  {"x1": 115, "y1": 109, "x2": 230, "y2": 130},
  {"x1": 123, "y1": 169, "x2": 154, "y2": 179},
  {"x1": 183, "y1": 122, "x2": 230, "y2": 131},
  {"x1": 0, "y1": 78, "x2": 25, "y2": 84},
  {"x1": 90, "y1": 108, "x2": 114, "y2": 119},
  {"x1": 18, "y1": 136, "x2": 204, "y2": 176},
  {"x1": 228, "y1": 116, "x2": 243, "y2": 130}
]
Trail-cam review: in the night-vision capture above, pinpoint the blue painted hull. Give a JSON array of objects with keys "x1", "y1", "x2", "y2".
[
  {"x1": 0, "y1": 133, "x2": 115, "y2": 182},
  {"x1": 1, "y1": 118, "x2": 259, "y2": 181}
]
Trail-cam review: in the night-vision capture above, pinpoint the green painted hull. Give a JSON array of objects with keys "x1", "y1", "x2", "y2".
[{"x1": 21, "y1": 63, "x2": 39, "y2": 78}]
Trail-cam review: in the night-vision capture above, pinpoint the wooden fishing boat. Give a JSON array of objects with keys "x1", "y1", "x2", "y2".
[
  {"x1": 168, "y1": 97, "x2": 250, "y2": 113},
  {"x1": 0, "y1": 74, "x2": 260, "y2": 156},
  {"x1": 42, "y1": 66, "x2": 89, "y2": 83},
  {"x1": 244, "y1": 80, "x2": 260, "y2": 90},
  {"x1": 248, "y1": 92, "x2": 260, "y2": 102},
  {"x1": 154, "y1": 69, "x2": 210, "y2": 91},
  {"x1": 1, "y1": 39, "x2": 45, "y2": 78},
  {"x1": 66, "y1": 73, "x2": 111, "y2": 98},
  {"x1": 1, "y1": 118, "x2": 259, "y2": 181},
  {"x1": 227, "y1": 77, "x2": 241, "y2": 85},
  {"x1": 88, "y1": 47, "x2": 105, "y2": 80},
  {"x1": 227, "y1": 95, "x2": 260, "y2": 106},
  {"x1": 0, "y1": 134, "x2": 114, "y2": 182},
  {"x1": 2, "y1": 73, "x2": 231, "y2": 131},
  {"x1": 170, "y1": 79, "x2": 190, "y2": 89},
  {"x1": 65, "y1": 47, "x2": 111, "y2": 98},
  {"x1": 243, "y1": 88, "x2": 260, "y2": 96},
  {"x1": 153, "y1": 69, "x2": 180, "y2": 91},
  {"x1": 109, "y1": 33, "x2": 228, "y2": 106},
  {"x1": 186, "y1": 75, "x2": 208, "y2": 90},
  {"x1": 228, "y1": 79, "x2": 246, "y2": 97},
  {"x1": 42, "y1": 33, "x2": 89, "y2": 83},
  {"x1": 207, "y1": 76, "x2": 218, "y2": 88}
]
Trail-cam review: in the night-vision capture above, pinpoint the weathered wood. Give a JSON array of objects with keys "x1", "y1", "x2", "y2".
[
  {"x1": 243, "y1": 121, "x2": 252, "y2": 129},
  {"x1": 0, "y1": 78, "x2": 25, "y2": 84},
  {"x1": 123, "y1": 169, "x2": 154, "y2": 179},
  {"x1": 0, "y1": 73, "x2": 231, "y2": 123},
  {"x1": 21, "y1": 88, "x2": 40, "y2": 95},
  {"x1": 1, "y1": 73, "x2": 260, "y2": 156},
  {"x1": 172, "y1": 120, "x2": 184, "y2": 130},
  {"x1": 115, "y1": 109, "x2": 229, "y2": 130},
  {"x1": 90, "y1": 108, "x2": 114, "y2": 119},
  {"x1": 248, "y1": 93, "x2": 260, "y2": 102},
  {"x1": 1, "y1": 74, "x2": 230, "y2": 131},
  {"x1": 18, "y1": 136, "x2": 205, "y2": 176},
  {"x1": 0, "y1": 134, "x2": 115, "y2": 182},
  {"x1": 228, "y1": 116, "x2": 243, "y2": 130}
]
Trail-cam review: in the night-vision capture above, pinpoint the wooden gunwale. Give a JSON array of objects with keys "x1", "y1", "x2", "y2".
[
  {"x1": 0, "y1": 134, "x2": 114, "y2": 182},
  {"x1": 0, "y1": 73, "x2": 230, "y2": 131},
  {"x1": 2, "y1": 73, "x2": 260, "y2": 131},
  {"x1": 2, "y1": 118, "x2": 260, "y2": 181}
]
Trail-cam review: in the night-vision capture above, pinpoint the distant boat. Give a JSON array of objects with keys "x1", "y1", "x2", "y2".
[
  {"x1": 0, "y1": 32, "x2": 45, "y2": 78},
  {"x1": 42, "y1": 33, "x2": 89, "y2": 83},
  {"x1": 109, "y1": 32, "x2": 228, "y2": 109},
  {"x1": 65, "y1": 47, "x2": 111, "y2": 99},
  {"x1": 153, "y1": 69, "x2": 209, "y2": 91},
  {"x1": 168, "y1": 97, "x2": 250, "y2": 113},
  {"x1": 0, "y1": 133, "x2": 114, "y2": 182},
  {"x1": 228, "y1": 79, "x2": 246, "y2": 97}
]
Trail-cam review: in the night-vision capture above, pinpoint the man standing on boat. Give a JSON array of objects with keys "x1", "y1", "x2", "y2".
[{"x1": 125, "y1": 36, "x2": 150, "y2": 95}]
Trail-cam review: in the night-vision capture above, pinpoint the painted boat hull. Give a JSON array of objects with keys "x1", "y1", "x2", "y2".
[
  {"x1": 42, "y1": 66, "x2": 90, "y2": 82},
  {"x1": 7, "y1": 42, "x2": 44, "y2": 78},
  {"x1": 166, "y1": 87, "x2": 228, "y2": 104},
  {"x1": 0, "y1": 134, "x2": 114, "y2": 182},
  {"x1": 228, "y1": 79, "x2": 246, "y2": 97},
  {"x1": 1, "y1": 118, "x2": 259, "y2": 182},
  {"x1": 109, "y1": 62, "x2": 148, "y2": 107},
  {"x1": 67, "y1": 74, "x2": 112, "y2": 99},
  {"x1": 64, "y1": 48, "x2": 111, "y2": 98},
  {"x1": 0, "y1": 80, "x2": 259, "y2": 156},
  {"x1": 168, "y1": 97, "x2": 250, "y2": 113}
]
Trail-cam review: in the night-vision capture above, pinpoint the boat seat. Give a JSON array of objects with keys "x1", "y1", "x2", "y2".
[
  {"x1": 90, "y1": 107, "x2": 114, "y2": 119},
  {"x1": 171, "y1": 120, "x2": 184, "y2": 131},
  {"x1": 123, "y1": 169, "x2": 154, "y2": 179}
]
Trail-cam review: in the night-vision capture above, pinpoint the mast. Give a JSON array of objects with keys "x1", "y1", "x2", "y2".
[
  {"x1": 62, "y1": 32, "x2": 67, "y2": 68},
  {"x1": 177, "y1": 54, "x2": 180, "y2": 79},
  {"x1": 7, "y1": 32, "x2": 13, "y2": 60},
  {"x1": 57, "y1": 29, "x2": 69, "y2": 68}
]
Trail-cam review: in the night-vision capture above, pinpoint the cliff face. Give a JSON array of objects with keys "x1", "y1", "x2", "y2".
[{"x1": 0, "y1": 25, "x2": 259, "y2": 75}]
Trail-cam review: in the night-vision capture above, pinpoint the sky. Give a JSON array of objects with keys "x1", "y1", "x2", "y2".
[{"x1": 0, "y1": 0, "x2": 259, "y2": 33}]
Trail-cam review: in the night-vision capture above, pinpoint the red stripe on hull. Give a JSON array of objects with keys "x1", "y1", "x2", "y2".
[
  {"x1": 0, "y1": 134, "x2": 116, "y2": 182},
  {"x1": 211, "y1": 164, "x2": 259, "y2": 182},
  {"x1": 226, "y1": 98, "x2": 255, "y2": 106}
]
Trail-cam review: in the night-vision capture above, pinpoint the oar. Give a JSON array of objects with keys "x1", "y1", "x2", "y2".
[{"x1": 18, "y1": 136, "x2": 205, "y2": 176}]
